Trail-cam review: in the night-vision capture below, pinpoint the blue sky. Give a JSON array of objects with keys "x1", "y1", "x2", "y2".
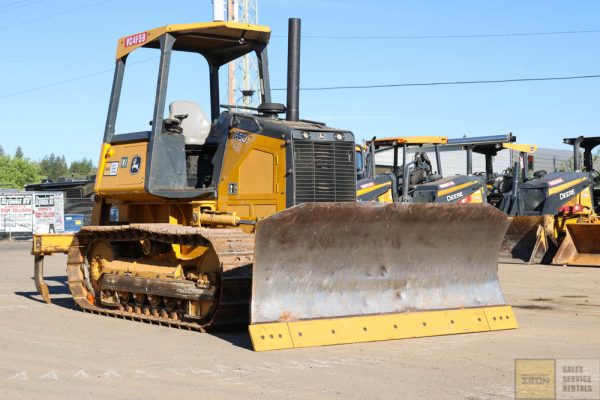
[{"x1": 1, "y1": 0, "x2": 599, "y2": 163}]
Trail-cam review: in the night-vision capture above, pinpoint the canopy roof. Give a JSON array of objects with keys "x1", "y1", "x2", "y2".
[
  {"x1": 116, "y1": 21, "x2": 271, "y2": 65},
  {"x1": 471, "y1": 142, "x2": 537, "y2": 156},
  {"x1": 564, "y1": 136, "x2": 600, "y2": 151},
  {"x1": 368, "y1": 136, "x2": 448, "y2": 147},
  {"x1": 444, "y1": 134, "x2": 535, "y2": 155}
]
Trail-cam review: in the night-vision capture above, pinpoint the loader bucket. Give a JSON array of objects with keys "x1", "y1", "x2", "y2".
[
  {"x1": 552, "y1": 222, "x2": 600, "y2": 266},
  {"x1": 498, "y1": 216, "x2": 549, "y2": 264},
  {"x1": 248, "y1": 202, "x2": 517, "y2": 351}
]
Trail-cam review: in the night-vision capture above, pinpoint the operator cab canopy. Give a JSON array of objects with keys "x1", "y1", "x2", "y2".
[
  {"x1": 116, "y1": 22, "x2": 270, "y2": 66},
  {"x1": 102, "y1": 22, "x2": 273, "y2": 199},
  {"x1": 113, "y1": 22, "x2": 271, "y2": 122}
]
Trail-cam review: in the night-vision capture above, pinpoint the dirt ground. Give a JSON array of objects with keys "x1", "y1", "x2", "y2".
[{"x1": 0, "y1": 240, "x2": 599, "y2": 400}]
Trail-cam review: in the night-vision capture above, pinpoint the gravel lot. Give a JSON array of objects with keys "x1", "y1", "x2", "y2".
[{"x1": 1, "y1": 240, "x2": 599, "y2": 399}]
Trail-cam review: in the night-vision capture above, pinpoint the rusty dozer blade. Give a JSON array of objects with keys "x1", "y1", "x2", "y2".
[
  {"x1": 498, "y1": 216, "x2": 553, "y2": 264},
  {"x1": 248, "y1": 202, "x2": 517, "y2": 351},
  {"x1": 552, "y1": 222, "x2": 600, "y2": 266}
]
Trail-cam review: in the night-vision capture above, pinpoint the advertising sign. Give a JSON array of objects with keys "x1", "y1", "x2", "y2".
[
  {"x1": 0, "y1": 191, "x2": 64, "y2": 234},
  {"x1": 0, "y1": 193, "x2": 34, "y2": 233},
  {"x1": 33, "y1": 193, "x2": 64, "y2": 233}
]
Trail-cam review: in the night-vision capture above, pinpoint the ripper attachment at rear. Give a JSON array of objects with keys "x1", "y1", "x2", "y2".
[{"x1": 249, "y1": 202, "x2": 518, "y2": 351}]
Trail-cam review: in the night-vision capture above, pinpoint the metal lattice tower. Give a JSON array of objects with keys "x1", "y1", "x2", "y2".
[
  {"x1": 235, "y1": 0, "x2": 260, "y2": 108},
  {"x1": 213, "y1": 0, "x2": 260, "y2": 109}
]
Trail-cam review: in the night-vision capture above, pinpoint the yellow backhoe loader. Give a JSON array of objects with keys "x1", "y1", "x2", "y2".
[
  {"x1": 356, "y1": 136, "x2": 486, "y2": 204},
  {"x1": 31, "y1": 19, "x2": 516, "y2": 352},
  {"x1": 446, "y1": 135, "x2": 549, "y2": 264},
  {"x1": 447, "y1": 134, "x2": 595, "y2": 265},
  {"x1": 552, "y1": 136, "x2": 600, "y2": 266}
]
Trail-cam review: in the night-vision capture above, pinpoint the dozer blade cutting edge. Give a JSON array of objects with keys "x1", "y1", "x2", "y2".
[
  {"x1": 552, "y1": 222, "x2": 600, "y2": 266},
  {"x1": 249, "y1": 202, "x2": 518, "y2": 351},
  {"x1": 498, "y1": 216, "x2": 552, "y2": 264}
]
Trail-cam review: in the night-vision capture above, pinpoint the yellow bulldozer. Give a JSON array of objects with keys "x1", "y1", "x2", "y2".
[{"x1": 31, "y1": 18, "x2": 517, "y2": 351}]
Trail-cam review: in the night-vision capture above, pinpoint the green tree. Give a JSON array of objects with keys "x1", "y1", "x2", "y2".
[
  {"x1": 0, "y1": 155, "x2": 42, "y2": 188},
  {"x1": 0, "y1": 145, "x2": 4, "y2": 157},
  {"x1": 14, "y1": 146, "x2": 24, "y2": 159},
  {"x1": 69, "y1": 157, "x2": 96, "y2": 179},
  {"x1": 39, "y1": 153, "x2": 68, "y2": 180},
  {"x1": 557, "y1": 157, "x2": 574, "y2": 172}
]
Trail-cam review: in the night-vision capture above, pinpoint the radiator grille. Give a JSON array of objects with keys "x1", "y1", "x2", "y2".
[{"x1": 293, "y1": 140, "x2": 356, "y2": 203}]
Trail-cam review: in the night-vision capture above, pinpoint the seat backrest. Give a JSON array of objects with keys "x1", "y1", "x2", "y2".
[{"x1": 168, "y1": 101, "x2": 211, "y2": 145}]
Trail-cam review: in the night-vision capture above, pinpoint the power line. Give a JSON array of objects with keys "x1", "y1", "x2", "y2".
[
  {"x1": 0, "y1": 0, "x2": 114, "y2": 31},
  {"x1": 271, "y1": 74, "x2": 600, "y2": 91},
  {"x1": 0, "y1": 57, "x2": 158, "y2": 100},
  {"x1": 3, "y1": 70, "x2": 597, "y2": 100},
  {"x1": 0, "y1": 70, "x2": 113, "y2": 100},
  {"x1": 0, "y1": 0, "x2": 46, "y2": 15},
  {"x1": 272, "y1": 29, "x2": 600, "y2": 40},
  {"x1": 0, "y1": 0, "x2": 36, "y2": 9}
]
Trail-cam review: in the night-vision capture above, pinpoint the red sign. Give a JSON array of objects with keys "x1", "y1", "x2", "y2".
[
  {"x1": 548, "y1": 178, "x2": 564, "y2": 187},
  {"x1": 124, "y1": 32, "x2": 148, "y2": 48},
  {"x1": 360, "y1": 182, "x2": 375, "y2": 189},
  {"x1": 439, "y1": 181, "x2": 455, "y2": 189}
]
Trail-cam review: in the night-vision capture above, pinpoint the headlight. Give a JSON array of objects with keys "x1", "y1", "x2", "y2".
[
  {"x1": 301, "y1": 131, "x2": 310, "y2": 139},
  {"x1": 335, "y1": 133, "x2": 344, "y2": 140}
]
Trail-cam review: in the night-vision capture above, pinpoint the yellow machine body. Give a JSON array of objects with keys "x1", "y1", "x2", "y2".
[
  {"x1": 95, "y1": 129, "x2": 287, "y2": 222},
  {"x1": 95, "y1": 142, "x2": 149, "y2": 200}
]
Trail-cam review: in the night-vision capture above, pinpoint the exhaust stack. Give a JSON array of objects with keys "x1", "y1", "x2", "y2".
[
  {"x1": 286, "y1": 18, "x2": 301, "y2": 121},
  {"x1": 573, "y1": 136, "x2": 583, "y2": 172}
]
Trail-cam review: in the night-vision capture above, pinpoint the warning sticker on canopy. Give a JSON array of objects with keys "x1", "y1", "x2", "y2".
[{"x1": 124, "y1": 32, "x2": 148, "y2": 48}]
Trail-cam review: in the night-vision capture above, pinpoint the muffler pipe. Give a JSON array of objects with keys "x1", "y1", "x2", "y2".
[
  {"x1": 286, "y1": 18, "x2": 301, "y2": 121},
  {"x1": 511, "y1": 161, "x2": 520, "y2": 199},
  {"x1": 466, "y1": 145, "x2": 473, "y2": 175},
  {"x1": 522, "y1": 152, "x2": 529, "y2": 182},
  {"x1": 434, "y1": 144, "x2": 442, "y2": 177},
  {"x1": 573, "y1": 136, "x2": 583, "y2": 172},
  {"x1": 369, "y1": 137, "x2": 377, "y2": 179}
]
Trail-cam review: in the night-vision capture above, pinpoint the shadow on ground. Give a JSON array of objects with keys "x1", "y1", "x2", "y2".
[
  {"x1": 15, "y1": 275, "x2": 75, "y2": 308},
  {"x1": 208, "y1": 324, "x2": 253, "y2": 350},
  {"x1": 514, "y1": 304, "x2": 554, "y2": 310},
  {"x1": 15, "y1": 274, "x2": 254, "y2": 350}
]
